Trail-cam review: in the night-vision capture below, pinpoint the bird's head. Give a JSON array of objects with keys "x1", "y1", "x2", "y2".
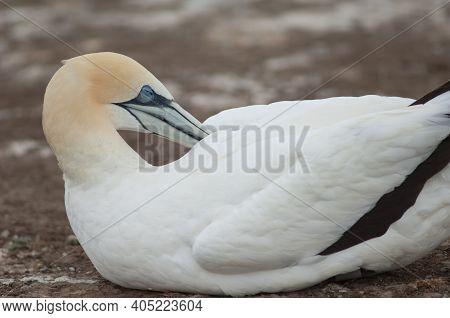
[{"x1": 43, "y1": 52, "x2": 207, "y2": 151}]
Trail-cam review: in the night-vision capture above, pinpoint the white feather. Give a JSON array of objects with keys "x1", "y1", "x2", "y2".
[{"x1": 65, "y1": 95, "x2": 449, "y2": 295}]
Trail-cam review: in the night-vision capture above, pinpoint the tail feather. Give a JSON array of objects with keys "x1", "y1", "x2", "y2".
[{"x1": 320, "y1": 81, "x2": 450, "y2": 256}]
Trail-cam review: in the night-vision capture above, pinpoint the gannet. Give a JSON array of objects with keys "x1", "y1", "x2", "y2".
[{"x1": 42, "y1": 52, "x2": 450, "y2": 295}]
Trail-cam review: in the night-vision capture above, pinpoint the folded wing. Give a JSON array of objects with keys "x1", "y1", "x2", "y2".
[{"x1": 193, "y1": 99, "x2": 450, "y2": 274}]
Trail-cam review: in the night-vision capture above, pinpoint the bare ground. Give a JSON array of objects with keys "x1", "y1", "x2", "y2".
[{"x1": 0, "y1": 0, "x2": 449, "y2": 297}]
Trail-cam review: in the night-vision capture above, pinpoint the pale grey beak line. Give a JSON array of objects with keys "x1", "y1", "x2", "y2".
[{"x1": 116, "y1": 101, "x2": 209, "y2": 147}]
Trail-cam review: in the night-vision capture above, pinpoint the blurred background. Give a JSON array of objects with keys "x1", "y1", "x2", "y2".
[{"x1": 0, "y1": 0, "x2": 449, "y2": 297}]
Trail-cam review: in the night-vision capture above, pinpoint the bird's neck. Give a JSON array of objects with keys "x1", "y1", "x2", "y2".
[
  {"x1": 58, "y1": 128, "x2": 144, "y2": 187},
  {"x1": 44, "y1": 104, "x2": 144, "y2": 188}
]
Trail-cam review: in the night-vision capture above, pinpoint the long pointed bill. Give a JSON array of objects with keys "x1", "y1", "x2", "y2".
[{"x1": 116, "y1": 100, "x2": 209, "y2": 148}]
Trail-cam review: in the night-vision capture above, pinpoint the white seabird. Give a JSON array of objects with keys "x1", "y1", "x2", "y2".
[{"x1": 42, "y1": 52, "x2": 449, "y2": 295}]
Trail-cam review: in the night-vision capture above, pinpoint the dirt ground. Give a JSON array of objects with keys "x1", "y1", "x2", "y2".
[{"x1": 0, "y1": 0, "x2": 449, "y2": 297}]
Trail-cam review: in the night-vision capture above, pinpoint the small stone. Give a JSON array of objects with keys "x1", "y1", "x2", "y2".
[
  {"x1": 65, "y1": 235, "x2": 79, "y2": 245},
  {"x1": 69, "y1": 267, "x2": 75, "y2": 272},
  {"x1": 1, "y1": 230, "x2": 10, "y2": 239}
]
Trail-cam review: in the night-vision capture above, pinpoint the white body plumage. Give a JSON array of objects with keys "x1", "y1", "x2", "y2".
[
  {"x1": 43, "y1": 53, "x2": 449, "y2": 295},
  {"x1": 67, "y1": 97, "x2": 449, "y2": 295}
]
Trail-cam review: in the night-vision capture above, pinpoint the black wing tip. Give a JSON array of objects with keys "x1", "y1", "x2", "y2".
[
  {"x1": 320, "y1": 80, "x2": 450, "y2": 257},
  {"x1": 410, "y1": 80, "x2": 450, "y2": 106}
]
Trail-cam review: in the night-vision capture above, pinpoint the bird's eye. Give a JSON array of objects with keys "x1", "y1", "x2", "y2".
[{"x1": 137, "y1": 85, "x2": 155, "y2": 103}]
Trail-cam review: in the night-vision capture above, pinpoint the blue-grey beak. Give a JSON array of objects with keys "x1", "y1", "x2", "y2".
[{"x1": 114, "y1": 90, "x2": 208, "y2": 148}]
